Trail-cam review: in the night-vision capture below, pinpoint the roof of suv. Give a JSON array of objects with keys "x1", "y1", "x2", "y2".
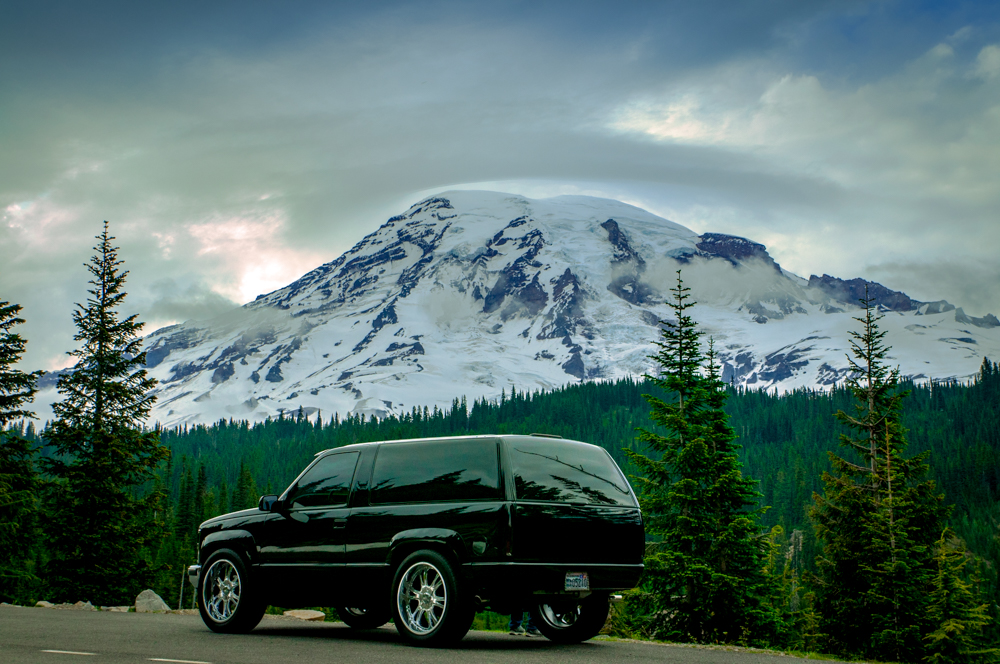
[{"x1": 314, "y1": 433, "x2": 583, "y2": 457}]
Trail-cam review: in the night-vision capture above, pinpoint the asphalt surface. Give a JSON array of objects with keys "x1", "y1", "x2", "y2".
[{"x1": 1, "y1": 605, "x2": 838, "y2": 664}]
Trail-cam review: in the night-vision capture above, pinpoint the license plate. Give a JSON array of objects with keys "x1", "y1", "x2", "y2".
[{"x1": 564, "y1": 572, "x2": 589, "y2": 591}]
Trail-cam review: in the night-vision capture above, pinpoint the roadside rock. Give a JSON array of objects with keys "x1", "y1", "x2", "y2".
[
  {"x1": 283, "y1": 609, "x2": 326, "y2": 622},
  {"x1": 135, "y1": 589, "x2": 170, "y2": 613},
  {"x1": 50, "y1": 601, "x2": 97, "y2": 610},
  {"x1": 102, "y1": 606, "x2": 131, "y2": 612},
  {"x1": 35, "y1": 601, "x2": 54, "y2": 608}
]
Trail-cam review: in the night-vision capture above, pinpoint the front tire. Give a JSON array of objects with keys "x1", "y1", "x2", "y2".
[
  {"x1": 391, "y1": 549, "x2": 473, "y2": 646},
  {"x1": 534, "y1": 593, "x2": 609, "y2": 643},
  {"x1": 197, "y1": 548, "x2": 266, "y2": 634},
  {"x1": 336, "y1": 605, "x2": 389, "y2": 629}
]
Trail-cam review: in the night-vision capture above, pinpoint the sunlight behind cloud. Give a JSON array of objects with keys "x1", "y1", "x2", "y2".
[
  {"x1": 187, "y1": 211, "x2": 327, "y2": 304},
  {"x1": 3, "y1": 199, "x2": 82, "y2": 252},
  {"x1": 612, "y1": 95, "x2": 735, "y2": 144}
]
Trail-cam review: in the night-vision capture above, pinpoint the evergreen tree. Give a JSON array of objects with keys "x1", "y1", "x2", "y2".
[
  {"x1": 809, "y1": 292, "x2": 950, "y2": 661},
  {"x1": 231, "y1": 461, "x2": 258, "y2": 511},
  {"x1": 0, "y1": 302, "x2": 41, "y2": 423},
  {"x1": 42, "y1": 222, "x2": 170, "y2": 605},
  {"x1": 193, "y1": 465, "x2": 208, "y2": 528},
  {"x1": 176, "y1": 460, "x2": 194, "y2": 541},
  {"x1": 923, "y1": 529, "x2": 998, "y2": 664},
  {"x1": 216, "y1": 478, "x2": 229, "y2": 515},
  {"x1": 0, "y1": 301, "x2": 43, "y2": 601},
  {"x1": 625, "y1": 271, "x2": 782, "y2": 644}
]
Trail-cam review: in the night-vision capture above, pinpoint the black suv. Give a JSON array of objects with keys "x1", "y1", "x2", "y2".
[{"x1": 188, "y1": 434, "x2": 644, "y2": 646}]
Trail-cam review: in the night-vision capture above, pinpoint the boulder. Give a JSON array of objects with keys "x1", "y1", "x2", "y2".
[
  {"x1": 135, "y1": 589, "x2": 170, "y2": 613},
  {"x1": 101, "y1": 606, "x2": 131, "y2": 612},
  {"x1": 283, "y1": 609, "x2": 327, "y2": 621},
  {"x1": 35, "y1": 601, "x2": 54, "y2": 608}
]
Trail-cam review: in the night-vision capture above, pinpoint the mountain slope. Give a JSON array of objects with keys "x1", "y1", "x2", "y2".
[{"x1": 93, "y1": 191, "x2": 1000, "y2": 426}]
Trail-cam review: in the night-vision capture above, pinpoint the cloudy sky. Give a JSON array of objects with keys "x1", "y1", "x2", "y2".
[{"x1": 3, "y1": 0, "x2": 999, "y2": 371}]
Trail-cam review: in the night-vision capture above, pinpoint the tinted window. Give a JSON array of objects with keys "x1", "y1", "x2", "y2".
[
  {"x1": 289, "y1": 452, "x2": 360, "y2": 508},
  {"x1": 510, "y1": 439, "x2": 634, "y2": 506},
  {"x1": 371, "y1": 439, "x2": 500, "y2": 504}
]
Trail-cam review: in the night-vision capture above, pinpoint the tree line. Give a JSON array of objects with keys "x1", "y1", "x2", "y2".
[{"x1": 1, "y1": 225, "x2": 997, "y2": 661}]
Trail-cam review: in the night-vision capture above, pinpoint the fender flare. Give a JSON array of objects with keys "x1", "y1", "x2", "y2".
[
  {"x1": 387, "y1": 528, "x2": 465, "y2": 566},
  {"x1": 202, "y1": 529, "x2": 258, "y2": 565}
]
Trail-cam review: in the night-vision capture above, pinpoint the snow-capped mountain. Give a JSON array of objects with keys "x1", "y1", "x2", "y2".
[{"x1": 119, "y1": 191, "x2": 1000, "y2": 427}]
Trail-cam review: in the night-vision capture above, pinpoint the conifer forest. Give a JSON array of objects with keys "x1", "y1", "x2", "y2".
[{"x1": 1, "y1": 229, "x2": 998, "y2": 662}]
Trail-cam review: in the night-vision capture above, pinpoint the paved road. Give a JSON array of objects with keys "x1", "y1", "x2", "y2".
[{"x1": 1, "y1": 605, "x2": 836, "y2": 664}]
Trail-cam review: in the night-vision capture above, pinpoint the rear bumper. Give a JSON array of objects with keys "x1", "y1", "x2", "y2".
[{"x1": 464, "y1": 561, "x2": 643, "y2": 595}]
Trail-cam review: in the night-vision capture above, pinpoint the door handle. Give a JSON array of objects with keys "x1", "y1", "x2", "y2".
[{"x1": 331, "y1": 517, "x2": 347, "y2": 529}]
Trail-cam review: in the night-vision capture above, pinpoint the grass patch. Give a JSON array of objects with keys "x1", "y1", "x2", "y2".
[{"x1": 472, "y1": 610, "x2": 511, "y2": 631}]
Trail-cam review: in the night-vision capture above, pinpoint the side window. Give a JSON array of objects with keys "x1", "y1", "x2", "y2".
[
  {"x1": 288, "y1": 452, "x2": 360, "y2": 509},
  {"x1": 371, "y1": 439, "x2": 500, "y2": 505},
  {"x1": 509, "y1": 439, "x2": 634, "y2": 506}
]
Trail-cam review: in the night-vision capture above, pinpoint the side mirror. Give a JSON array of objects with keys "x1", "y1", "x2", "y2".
[{"x1": 258, "y1": 494, "x2": 280, "y2": 512}]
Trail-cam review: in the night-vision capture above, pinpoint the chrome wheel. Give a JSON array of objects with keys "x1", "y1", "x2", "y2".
[
  {"x1": 539, "y1": 602, "x2": 581, "y2": 628},
  {"x1": 203, "y1": 558, "x2": 242, "y2": 623},
  {"x1": 396, "y1": 561, "x2": 447, "y2": 635}
]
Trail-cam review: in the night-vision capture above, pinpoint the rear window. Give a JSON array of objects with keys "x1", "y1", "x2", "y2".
[
  {"x1": 509, "y1": 439, "x2": 634, "y2": 506},
  {"x1": 371, "y1": 439, "x2": 501, "y2": 505}
]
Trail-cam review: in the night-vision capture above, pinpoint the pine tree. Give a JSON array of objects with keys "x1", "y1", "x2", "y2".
[
  {"x1": 625, "y1": 271, "x2": 782, "y2": 644},
  {"x1": 231, "y1": 461, "x2": 258, "y2": 511},
  {"x1": 176, "y1": 461, "x2": 194, "y2": 541},
  {"x1": 42, "y1": 222, "x2": 170, "y2": 605},
  {"x1": 231, "y1": 461, "x2": 247, "y2": 511},
  {"x1": 0, "y1": 301, "x2": 43, "y2": 601},
  {"x1": 0, "y1": 302, "x2": 41, "y2": 423},
  {"x1": 923, "y1": 529, "x2": 998, "y2": 664},
  {"x1": 216, "y1": 478, "x2": 229, "y2": 516},
  {"x1": 809, "y1": 291, "x2": 949, "y2": 661},
  {"x1": 193, "y1": 465, "x2": 208, "y2": 529}
]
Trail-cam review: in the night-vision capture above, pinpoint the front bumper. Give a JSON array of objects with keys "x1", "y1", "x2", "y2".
[{"x1": 187, "y1": 564, "x2": 201, "y2": 589}]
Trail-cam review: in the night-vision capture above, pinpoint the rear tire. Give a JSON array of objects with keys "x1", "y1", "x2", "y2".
[
  {"x1": 534, "y1": 593, "x2": 609, "y2": 643},
  {"x1": 391, "y1": 549, "x2": 474, "y2": 646},
  {"x1": 198, "y1": 548, "x2": 266, "y2": 633},
  {"x1": 336, "y1": 605, "x2": 389, "y2": 629}
]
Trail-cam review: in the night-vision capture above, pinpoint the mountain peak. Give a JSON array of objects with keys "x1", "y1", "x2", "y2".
[
  {"x1": 46, "y1": 191, "x2": 994, "y2": 428},
  {"x1": 806, "y1": 274, "x2": 919, "y2": 312},
  {"x1": 697, "y1": 233, "x2": 781, "y2": 272}
]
